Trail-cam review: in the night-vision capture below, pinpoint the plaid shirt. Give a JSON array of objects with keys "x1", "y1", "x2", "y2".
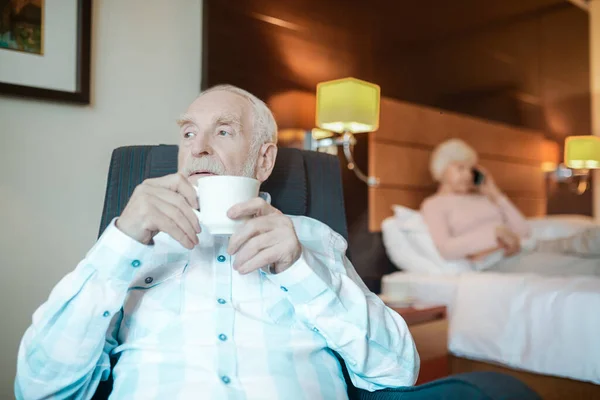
[{"x1": 16, "y1": 216, "x2": 419, "y2": 399}]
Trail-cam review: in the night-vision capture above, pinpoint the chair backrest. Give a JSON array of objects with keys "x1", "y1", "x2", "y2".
[
  {"x1": 95, "y1": 145, "x2": 363, "y2": 399},
  {"x1": 99, "y1": 145, "x2": 349, "y2": 241}
]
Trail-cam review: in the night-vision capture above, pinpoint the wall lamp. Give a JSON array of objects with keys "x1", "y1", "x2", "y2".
[
  {"x1": 313, "y1": 77, "x2": 381, "y2": 187},
  {"x1": 547, "y1": 135, "x2": 600, "y2": 195}
]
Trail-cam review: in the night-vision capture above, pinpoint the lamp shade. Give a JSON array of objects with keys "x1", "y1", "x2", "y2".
[
  {"x1": 564, "y1": 136, "x2": 600, "y2": 169},
  {"x1": 311, "y1": 128, "x2": 334, "y2": 140},
  {"x1": 316, "y1": 77, "x2": 380, "y2": 133}
]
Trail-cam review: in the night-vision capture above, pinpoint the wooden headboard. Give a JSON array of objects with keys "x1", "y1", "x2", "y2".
[{"x1": 368, "y1": 98, "x2": 560, "y2": 232}]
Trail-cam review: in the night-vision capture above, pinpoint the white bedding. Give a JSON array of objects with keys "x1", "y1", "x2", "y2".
[
  {"x1": 382, "y1": 207, "x2": 600, "y2": 275},
  {"x1": 381, "y1": 271, "x2": 600, "y2": 384},
  {"x1": 480, "y1": 251, "x2": 600, "y2": 276}
]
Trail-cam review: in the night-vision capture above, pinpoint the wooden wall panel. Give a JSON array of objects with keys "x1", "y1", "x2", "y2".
[
  {"x1": 374, "y1": 98, "x2": 553, "y2": 163},
  {"x1": 370, "y1": 144, "x2": 434, "y2": 187},
  {"x1": 369, "y1": 99, "x2": 558, "y2": 231},
  {"x1": 370, "y1": 142, "x2": 546, "y2": 194},
  {"x1": 369, "y1": 187, "x2": 434, "y2": 219},
  {"x1": 486, "y1": 161, "x2": 546, "y2": 194}
]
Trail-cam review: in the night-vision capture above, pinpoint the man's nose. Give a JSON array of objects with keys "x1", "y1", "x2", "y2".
[{"x1": 190, "y1": 133, "x2": 213, "y2": 157}]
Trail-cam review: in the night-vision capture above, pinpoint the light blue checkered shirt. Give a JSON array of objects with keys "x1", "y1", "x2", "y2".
[{"x1": 16, "y1": 215, "x2": 419, "y2": 399}]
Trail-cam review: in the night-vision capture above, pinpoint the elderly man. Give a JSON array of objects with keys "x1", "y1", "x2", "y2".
[{"x1": 15, "y1": 85, "x2": 419, "y2": 399}]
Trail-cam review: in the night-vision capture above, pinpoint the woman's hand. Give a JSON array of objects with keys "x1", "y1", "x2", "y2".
[
  {"x1": 476, "y1": 166, "x2": 502, "y2": 202},
  {"x1": 495, "y1": 225, "x2": 521, "y2": 257},
  {"x1": 467, "y1": 247, "x2": 503, "y2": 261}
]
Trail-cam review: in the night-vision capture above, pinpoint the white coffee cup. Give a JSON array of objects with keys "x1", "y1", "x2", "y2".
[{"x1": 193, "y1": 175, "x2": 260, "y2": 235}]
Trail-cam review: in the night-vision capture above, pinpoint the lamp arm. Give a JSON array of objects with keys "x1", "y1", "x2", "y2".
[
  {"x1": 571, "y1": 170, "x2": 590, "y2": 195},
  {"x1": 341, "y1": 132, "x2": 379, "y2": 187}
]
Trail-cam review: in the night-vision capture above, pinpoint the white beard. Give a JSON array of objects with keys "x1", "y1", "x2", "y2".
[
  {"x1": 182, "y1": 147, "x2": 259, "y2": 179},
  {"x1": 240, "y1": 154, "x2": 258, "y2": 178}
]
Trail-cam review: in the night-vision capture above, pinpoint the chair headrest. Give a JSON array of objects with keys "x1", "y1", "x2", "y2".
[{"x1": 147, "y1": 145, "x2": 307, "y2": 216}]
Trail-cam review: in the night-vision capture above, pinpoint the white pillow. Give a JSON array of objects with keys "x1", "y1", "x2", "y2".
[
  {"x1": 528, "y1": 215, "x2": 597, "y2": 240},
  {"x1": 382, "y1": 205, "x2": 472, "y2": 275},
  {"x1": 391, "y1": 205, "x2": 428, "y2": 233}
]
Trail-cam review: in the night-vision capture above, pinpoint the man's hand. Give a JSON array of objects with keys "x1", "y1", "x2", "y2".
[
  {"x1": 227, "y1": 198, "x2": 301, "y2": 275},
  {"x1": 495, "y1": 225, "x2": 521, "y2": 257},
  {"x1": 116, "y1": 173, "x2": 201, "y2": 249}
]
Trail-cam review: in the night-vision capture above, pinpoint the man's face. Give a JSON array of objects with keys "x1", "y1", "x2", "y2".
[{"x1": 177, "y1": 90, "x2": 258, "y2": 186}]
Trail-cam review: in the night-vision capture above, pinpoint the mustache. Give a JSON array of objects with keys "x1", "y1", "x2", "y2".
[{"x1": 182, "y1": 157, "x2": 226, "y2": 176}]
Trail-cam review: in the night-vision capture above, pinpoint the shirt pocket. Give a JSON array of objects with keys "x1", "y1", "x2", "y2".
[
  {"x1": 262, "y1": 280, "x2": 296, "y2": 327},
  {"x1": 120, "y1": 260, "x2": 188, "y2": 341},
  {"x1": 265, "y1": 297, "x2": 296, "y2": 327}
]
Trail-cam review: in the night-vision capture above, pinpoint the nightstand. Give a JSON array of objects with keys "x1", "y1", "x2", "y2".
[{"x1": 387, "y1": 303, "x2": 449, "y2": 384}]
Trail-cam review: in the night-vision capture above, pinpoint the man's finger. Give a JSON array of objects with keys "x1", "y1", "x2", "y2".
[
  {"x1": 233, "y1": 231, "x2": 278, "y2": 269},
  {"x1": 227, "y1": 197, "x2": 276, "y2": 220},
  {"x1": 150, "y1": 198, "x2": 199, "y2": 247},
  {"x1": 150, "y1": 186, "x2": 201, "y2": 233},
  {"x1": 146, "y1": 173, "x2": 199, "y2": 209},
  {"x1": 149, "y1": 204, "x2": 196, "y2": 250},
  {"x1": 237, "y1": 246, "x2": 280, "y2": 275},
  {"x1": 172, "y1": 173, "x2": 200, "y2": 210},
  {"x1": 228, "y1": 216, "x2": 275, "y2": 255}
]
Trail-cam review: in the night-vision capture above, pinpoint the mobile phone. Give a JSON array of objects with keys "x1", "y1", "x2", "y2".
[{"x1": 473, "y1": 168, "x2": 485, "y2": 186}]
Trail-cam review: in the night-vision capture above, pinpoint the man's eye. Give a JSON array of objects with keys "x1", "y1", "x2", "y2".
[
  {"x1": 218, "y1": 130, "x2": 231, "y2": 136},
  {"x1": 184, "y1": 132, "x2": 195, "y2": 139}
]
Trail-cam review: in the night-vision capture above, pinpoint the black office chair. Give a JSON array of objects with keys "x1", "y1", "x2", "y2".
[{"x1": 94, "y1": 145, "x2": 540, "y2": 400}]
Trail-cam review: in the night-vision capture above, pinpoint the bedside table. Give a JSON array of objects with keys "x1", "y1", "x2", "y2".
[{"x1": 387, "y1": 303, "x2": 449, "y2": 384}]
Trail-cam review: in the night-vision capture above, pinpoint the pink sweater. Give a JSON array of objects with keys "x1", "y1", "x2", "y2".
[{"x1": 420, "y1": 193, "x2": 531, "y2": 260}]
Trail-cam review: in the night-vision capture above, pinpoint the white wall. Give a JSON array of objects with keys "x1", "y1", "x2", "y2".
[{"x1": 0, "y1": 0, "x2": 202, "y2": 396}]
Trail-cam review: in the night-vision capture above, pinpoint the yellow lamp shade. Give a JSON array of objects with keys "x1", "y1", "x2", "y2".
[
  {"x1": 311, "y1": 128, "x2": 334, "y2": 140},
  {"x1": 316, "y1": 77, "x2": 380, "y2": 134},
  {"x1": 564, "y1": 136, "x2": 600, "y2": 169}
]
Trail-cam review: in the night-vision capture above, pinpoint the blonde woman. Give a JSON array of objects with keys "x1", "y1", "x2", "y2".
[{"x1": 421, "y1": 138, "x2": 599, "y2": 268}]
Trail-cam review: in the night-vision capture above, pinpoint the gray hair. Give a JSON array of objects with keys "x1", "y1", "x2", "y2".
[
  {"x1": 430, "y1": 138, "x2": 478, "y2": 181},
  {"x1": 198, "y1": 84, "x2": 278, "y2": 148}
]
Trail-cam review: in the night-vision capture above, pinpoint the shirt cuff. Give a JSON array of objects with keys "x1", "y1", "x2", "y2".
[
  {"x1": 85, "y1": 218, "x2": 154, "y2": 284},
  {"x1": 264, "y1": 247, "x2": 334, "y2": 305}
]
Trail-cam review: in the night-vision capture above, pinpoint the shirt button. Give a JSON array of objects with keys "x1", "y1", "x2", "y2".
[
  {"x1": 221, "y1": 375, "x2": 231, "y2": 385},
  {"x1": 218, "y1": 333, "x2": 227, "y2": 341},
  {"x1": 131, "y1": 259, "x2": 141, "y2": 268},
  {"x1": 144, "y1": 277, "x2": 153, "y2": 284},
  {"x1": 312, "y1": 327, "x2": 319, "y2": 333},
  {"x1": 217, "y1": 298, "x2": 226, "y2": 305},
  {"x1": 103, "y1": 311, "x2": 110, "y2": 317},
  {"x1": 217, "y1": 255, "x2": 226, "y2": 263},
  {"x1": 280, "y1": 286, "x2": 288, "y2": 292}
]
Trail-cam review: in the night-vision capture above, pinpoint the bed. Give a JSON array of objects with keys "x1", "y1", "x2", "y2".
[
  {"x1": 378, "y1": 205, "x2": 600, "y2": 397},
  {"x1": 381, "y1": 270, "x2": 600, "y2": 398},
  {"x1": 367, "y1": 98, "x2": 600, "y2": 398},
  {"x1": 379, "y1": 206, "x2": 600, "y2": 397}
]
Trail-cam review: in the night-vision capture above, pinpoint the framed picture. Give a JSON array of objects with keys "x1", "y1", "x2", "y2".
[{"x1": 0, "y1": 0, "x2": 92, "y2": 104}]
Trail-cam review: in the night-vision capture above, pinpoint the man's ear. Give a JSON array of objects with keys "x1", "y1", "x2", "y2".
[{"x1": 255, "y1": 143, "x2": 277, "y2": 183}]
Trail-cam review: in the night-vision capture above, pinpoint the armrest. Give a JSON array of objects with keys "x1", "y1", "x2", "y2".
[{"x1": 352, "y1": 372, "x2": 540, "y2": 400}]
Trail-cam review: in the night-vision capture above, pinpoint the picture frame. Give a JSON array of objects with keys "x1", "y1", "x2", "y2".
[{"x1": 0, "y1": 0, "x2": 92, "y2": 104}]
